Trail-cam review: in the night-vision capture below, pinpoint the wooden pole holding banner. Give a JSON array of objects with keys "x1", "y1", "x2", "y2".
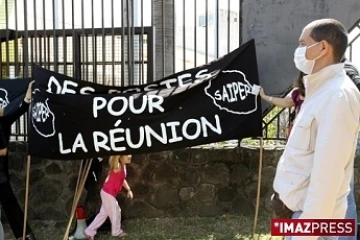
[
  {"x1": 63, "y1": 159, "x2": 91, "y2": 240},
  {"x1": 62, "y1": 158, "x2": 93, "y2": 240},
  {"x1": 22, "y1": 156, "x2": 31, "y2": 240},
  {"x1": 252, "y1": 137, "x2": 264, "y2": 236},
  {"x1": 70, "y1": 160, "x2": 84, "y2": 216},
  {"x1": 66, "y1": 159, "x2": 85, "y2": 240}
]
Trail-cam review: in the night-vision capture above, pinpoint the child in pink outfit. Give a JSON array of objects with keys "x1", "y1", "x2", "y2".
[{"x1": 85, "y1": 155, "x2": 133, "y2": 239}]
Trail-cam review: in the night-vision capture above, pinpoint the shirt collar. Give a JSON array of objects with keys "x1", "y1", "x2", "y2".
[{"x1": 304, "y1": 63, "x2": 345, "y2": 97}]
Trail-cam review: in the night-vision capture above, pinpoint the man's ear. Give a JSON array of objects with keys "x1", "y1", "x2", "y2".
[{"x1": 320, "y1": 40, "x2": 331, "y2": 58}]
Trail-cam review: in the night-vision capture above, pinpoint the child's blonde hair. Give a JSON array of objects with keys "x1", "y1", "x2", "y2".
[
  {"x1": 108, "y1": 155, "x2": 130, "y2": 171},
  {"x1": 109, "y1": 155, "x2": 121, "y2": 170}
]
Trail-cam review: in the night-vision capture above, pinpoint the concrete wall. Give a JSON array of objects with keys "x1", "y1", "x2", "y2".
[
  {"x1": 153, "y1": 0, "x2": 174, "y2": 81},
  {"x1": 241, "y1": 0, "x2": 360, "y2": 109}
]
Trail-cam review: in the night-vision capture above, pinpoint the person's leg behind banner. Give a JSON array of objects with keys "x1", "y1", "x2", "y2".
[
  {"x1": 0, "y1": 181, "x2": 34, "y2": 239},
  {"x1": 0, "y1": 209, "x2": 4, "y2": 240},
  {"x1": 285, "y1": 211, "x2": 338, "y2": 240}
]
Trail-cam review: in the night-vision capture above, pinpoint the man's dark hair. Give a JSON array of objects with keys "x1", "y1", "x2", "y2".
[{"x1": 309, "y1": 19, "x2": 348, "y2": 63}]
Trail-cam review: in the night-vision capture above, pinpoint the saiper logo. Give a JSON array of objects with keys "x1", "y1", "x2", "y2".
[
  {"x1": 31, "y1": 98, "x2": 56, "y2": 138},
  {"x1": 204, "y1": 70, "x2": 260, "y2": 115},
  {"x1": 0, "y1": 88, "x2": 10, "y2": 109}
]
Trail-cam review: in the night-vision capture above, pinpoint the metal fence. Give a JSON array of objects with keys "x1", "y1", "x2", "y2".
[
  {"x1": 0, "y1": 0, "x2": 242, "y2": 141},
  {"x1": 3, "y1": 0, "x2": 359, "y2": 142}
]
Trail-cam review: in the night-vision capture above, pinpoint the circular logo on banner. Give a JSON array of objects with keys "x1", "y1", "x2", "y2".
[
  {"x1": 204, "y1": 70, "x2": 260, "y2": 115},
  {"x1": 31, "y1": 92, "x2": 56, "y2": 138},
  {"x1": 0, "y1": 88, "x2": 10, "y2": 109}
]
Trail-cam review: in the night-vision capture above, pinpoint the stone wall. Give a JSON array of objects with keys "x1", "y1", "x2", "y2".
[{"x1": 6, "y1": 141, "x2": 360, "y2": 220}]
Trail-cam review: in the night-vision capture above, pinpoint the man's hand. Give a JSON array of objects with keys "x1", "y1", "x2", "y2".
[
  {"x1": 25, "y1": 80, "x2": 35, "y2": 103},
  {"x1": 0, "y1": 148, "x2": 7, "y2": 156}
]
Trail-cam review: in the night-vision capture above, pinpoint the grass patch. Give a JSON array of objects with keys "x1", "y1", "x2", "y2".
[{"x1": 4, "y1": 213, "x2": 282, "y2": 239}]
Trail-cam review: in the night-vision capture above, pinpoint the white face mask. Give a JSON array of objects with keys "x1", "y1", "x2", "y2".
[{"x1": 293, "y1": 42, "x2": 322, "y2": 75}]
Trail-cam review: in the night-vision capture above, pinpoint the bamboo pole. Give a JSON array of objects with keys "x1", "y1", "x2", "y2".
[
  {"x1": 22, "y1": 156, "x2": 31, "y2": 240},
  {"x1": 252, "y1": 138, "x2": 264, "y2": 236},
  {"x1": 62, "y1": 159, "x2": 93, "y2": 240}
]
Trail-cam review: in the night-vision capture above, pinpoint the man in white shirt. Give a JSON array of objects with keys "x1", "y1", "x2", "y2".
[{"x1": 273, "y1": 18, "x2": 360, "y2": 240}]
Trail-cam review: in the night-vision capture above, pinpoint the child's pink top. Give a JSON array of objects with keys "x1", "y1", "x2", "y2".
[{"x1": 102, "y1": 166, "x2": 127, "y2": 197}]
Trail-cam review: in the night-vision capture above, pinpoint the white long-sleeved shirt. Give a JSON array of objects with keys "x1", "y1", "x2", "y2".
[{"x1": 273, "y1": 63, "x2": 360, "y2": 240}]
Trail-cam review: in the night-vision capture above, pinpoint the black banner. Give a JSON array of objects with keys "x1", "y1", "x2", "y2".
[
  {"x1": 28, "y1": 39, "x2": 262, "y2": 160},
  {"x1": 0, "y1": 78, "x2": 31, "y2": 115},
  {"x1": 34, "y1": 40, "x2": 254, "y2": 95}
]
